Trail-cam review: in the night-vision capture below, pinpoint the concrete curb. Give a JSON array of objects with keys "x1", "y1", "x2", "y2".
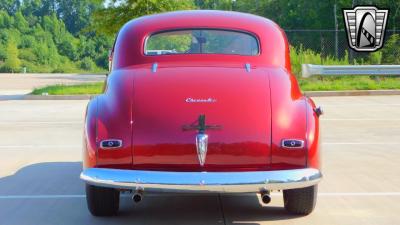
[
  {"x1": 23, "y1": 95, "x2": 95, "y2": 100},
  {"x1": 0, "y1": 95, "x2": 95, "y2": 101},
  {"x1": 304, "y1": 90, "x2": 400, "y2": 97},
  {"x1": 1, "y1": 90, "x2": 400, "y2": 100}
]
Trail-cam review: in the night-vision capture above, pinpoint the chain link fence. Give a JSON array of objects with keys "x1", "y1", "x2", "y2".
[{"x1": 285, "y1": 29, "x2": 399, "y2": 65}]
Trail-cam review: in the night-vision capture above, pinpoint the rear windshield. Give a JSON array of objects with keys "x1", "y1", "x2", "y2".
[{"x1": 145, "y1": 29, "x2": 259, "y2": 56}]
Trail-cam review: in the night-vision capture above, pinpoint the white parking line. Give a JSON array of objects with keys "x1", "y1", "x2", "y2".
[
  {"x1": 1, "y1": 192, "x2": 400, "y2": 199},
  {"x1": 0, "y1": 145, "x2": 81, "y2": 149},
  {"x1": 0, "y1": 195, "x2": 85, "y2": 199},
  {"x1": 322, "y1": 142, "x2": 400, "y2": 145},
  {"x1": 317, "y1": 192, "x2": 400, "y2": 196},
  {"x1": 322, "y1": 104, "x2": 400, "y2": 107},
  {"x1": 321, "y1": 118, "x2": 400, "y2": 121},
  {"x1": 0, "y1": 121, "x2": 81, "y2": 125}
]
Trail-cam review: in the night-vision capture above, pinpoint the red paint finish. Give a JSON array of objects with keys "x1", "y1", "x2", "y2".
[
  {"x1": 82, "y1": 10, "x2": 320, "y2": 172},
  {"x1": 82, "y1": 100, "x2": 97, "y2": 168},
  {"x1": 113, "y1": 10, "x2": 291, "y2": 71},
  {"x1": 96, "y1": 70, "x2": 133, "y2": 168},
  {"x1": 131, "y1": 67, "x2": 271, "y2": 171},
  {"x1": 305, "y1": 97, "x2": 321, "y2": 169}
]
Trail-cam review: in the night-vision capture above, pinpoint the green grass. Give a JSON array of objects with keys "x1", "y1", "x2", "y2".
[
  {"x1": 30, "y1": 76, "x2": 400, "y2": 95},
  {"x1": 31, "y1": 82, "x2": 104, "y2": 95},
  {"x1": 299, "y1": 76, "x2": 400, "y2": 91}
]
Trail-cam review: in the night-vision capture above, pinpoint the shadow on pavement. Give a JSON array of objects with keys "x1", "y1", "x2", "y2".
[{"x1": 0, "y1": 162, "x2": 302, "y2": 225}]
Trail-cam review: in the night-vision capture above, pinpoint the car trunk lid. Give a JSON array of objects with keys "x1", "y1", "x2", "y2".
[{"x1": 131, "y1": 66, "x2": 271, "y2": 171}]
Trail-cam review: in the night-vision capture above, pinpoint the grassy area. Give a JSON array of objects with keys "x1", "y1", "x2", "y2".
[
  {"x1": 30, "y1": 76, "x2": 400, "y2": 95},
  {"x1": 299, "y1": 76, "x2": 400, "y2": 91},
  {"x1": 31, "y1": 83, "x2": 104, "y2": 95}
]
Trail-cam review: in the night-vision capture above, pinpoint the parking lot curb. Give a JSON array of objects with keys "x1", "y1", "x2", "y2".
[
  {"x1": 22, "y1": 95, "x2": 95, "y2": 100},
  {"x1": 304, "y1": 90, "x2": 400, "y2": 97}
]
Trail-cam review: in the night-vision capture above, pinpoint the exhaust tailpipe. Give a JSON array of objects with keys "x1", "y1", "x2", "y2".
[
  {"x1": 132, "y1": 188, "x2": 143, "y2": 203},
  {"x1": 132, "y1": 193, "x2": 142, "y2": 203},
  {"x1": 261, "y1": 191, "x2": 271, "y2": 204}
]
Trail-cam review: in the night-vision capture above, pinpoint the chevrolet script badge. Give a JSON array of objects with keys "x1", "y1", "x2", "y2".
[{"x1": 196, "y1": 133, "x2": 208, "y2": 166}]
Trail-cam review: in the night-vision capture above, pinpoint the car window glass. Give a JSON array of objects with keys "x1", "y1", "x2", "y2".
[{"x1": 145, "y1": 29, "x2": 259, "y2": 56}]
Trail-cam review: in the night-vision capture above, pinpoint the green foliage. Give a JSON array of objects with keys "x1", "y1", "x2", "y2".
[
  {"x1": 368, "y1": 51, "x2": 383, "y2": 65},
  {"x1": 1, "y1": 0, "x2": 399, "y2": 75},
  {"x1": 299, "y1": 76, "x2": 400, "y2": 91},
  {"x1": 93, "y1": 0, "x2": 195, "y2": 35},
  {"x1": 290, "y1": 45, "x2": 349, "y2": 78},
  {"x1": 381, "y1": 34, "x2": 400, "y2": 64},
  {"x1": 0, "y1": 8, "x2": 111, "y2": 73},
  {"x1": 31, "y1": 82, "x2": 104, "y2": 95},
  {"x1": 146, "y1": 32, "x2": 192, "y2": 53},
  {"x1": 2, "y1": 40, "x2": 21, "y2": 72},
  {"x1": 80, "y1": 57, "x2": 96, "y2": 71}
]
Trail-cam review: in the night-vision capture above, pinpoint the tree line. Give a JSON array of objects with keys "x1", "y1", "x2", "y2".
[
  {"x1": 0, "y1": 0, "x2": 399, "y2": 73},
  {"x1": 0, "y1": 0, "x2": 110, "y2": 73}
]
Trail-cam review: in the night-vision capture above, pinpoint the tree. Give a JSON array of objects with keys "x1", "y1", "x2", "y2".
[
  {"x1": 14, "y1": 11, "x2": 29, "y2": 33},
  {"x1": 56, "y1": 0, "x2": 103, "y2": 35},
  {"x1": 0, "y1": 0, "x2": 21, "y2": 15},
  {"x1": 92, "y1": 0, "x2": 195, "y2": 35},
  {"x1": 381, "y1": 34, "x2": 400, "y2": 64},
  {"x1": 3, "y1": 41, "x2": 21, "y2": 73}
]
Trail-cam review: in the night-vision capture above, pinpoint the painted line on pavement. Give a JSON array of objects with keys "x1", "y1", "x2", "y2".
[
  {"x1": 0, "y1": 121, "x2": 81, "y2": 125},
  {"x1": 321, "y1": 103, "x2": 400, "y2": 107},
  {"x1": 1, "y1": 192, "x2": 400, "y2": 200},
  {"x1": 0, "y1": 145, "x2": 81, "y2": 149},
  {"x1": 322, "y1": 142, "x2": 400, "y2": 145},
  {"x1": 321, "y1": 118, "x2": 400, "y2": 121}
]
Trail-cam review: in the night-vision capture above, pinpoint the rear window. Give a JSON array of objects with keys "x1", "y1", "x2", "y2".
[{"x1": 145, "y1": 29, "x2": 259, "y2": 56}]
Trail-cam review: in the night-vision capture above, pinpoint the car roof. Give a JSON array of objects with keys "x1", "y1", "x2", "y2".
[{"x1": 113, "y1": 10, "x2": 291, "y2": 71}]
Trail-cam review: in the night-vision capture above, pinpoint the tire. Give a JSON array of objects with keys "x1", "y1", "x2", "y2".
[
  {"x1": 85, "y1": 184, "x2": 120, "y2": 216},
  {"x1": 283, "y1": 185, "x2": 318, "y2": 215}
]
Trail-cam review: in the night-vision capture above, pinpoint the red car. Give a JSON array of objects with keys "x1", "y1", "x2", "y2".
[{"x1": 81, "y1": 10, "x2": 322, "y2": 217}]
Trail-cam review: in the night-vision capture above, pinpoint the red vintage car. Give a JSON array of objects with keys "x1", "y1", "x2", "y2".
[{"x1": 80, "y1": 10, "x2": 322, "y2": 217}]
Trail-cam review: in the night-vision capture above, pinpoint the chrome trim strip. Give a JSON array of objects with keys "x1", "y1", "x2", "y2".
[
  {"x1": 80, "y1": 168, "x2": 322, "y2": 193},
  {"x1": 151, "y1": 63, "x2": 158, "y2": 73},
  {"x1": 281, "y1": 139, "x2": 305, "y2": 149},
  {"x1": 245, "y1": 63, "x2": 251, "y2": 72},
  {"x1": 99, "y1": 139, "x2": 123, "y2": 149}
]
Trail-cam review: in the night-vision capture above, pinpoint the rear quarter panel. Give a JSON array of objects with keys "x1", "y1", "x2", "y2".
[
  {"x1": 95, "y1": 70, "x2": 133, "y2": 168},
  {"x1": 269, "y1": 68, "x2": 307, "y2": 169}
]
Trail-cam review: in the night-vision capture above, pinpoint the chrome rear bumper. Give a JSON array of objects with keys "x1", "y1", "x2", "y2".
[{"x1": 80, "y1": 168, "x2": 322, "y2": 193}]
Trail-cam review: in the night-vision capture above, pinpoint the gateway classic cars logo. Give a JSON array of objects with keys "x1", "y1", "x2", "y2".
[{"x1": 343, "y1": 6, "x2": 389, "y2": 52}]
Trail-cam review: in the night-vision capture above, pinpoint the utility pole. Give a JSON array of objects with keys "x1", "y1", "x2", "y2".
[{"x1": 334, "y1": 3, "x2": 339, "y2": 58}]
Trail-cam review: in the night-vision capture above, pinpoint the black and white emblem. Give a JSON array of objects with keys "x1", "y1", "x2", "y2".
[{"x1": 343, "y1": 6, "x2": 388, "y2": 52}]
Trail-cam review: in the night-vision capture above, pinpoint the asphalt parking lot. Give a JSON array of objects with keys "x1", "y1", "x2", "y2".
[{"x1": 0, "y1": 95, "x2": 399, "y2": 225}]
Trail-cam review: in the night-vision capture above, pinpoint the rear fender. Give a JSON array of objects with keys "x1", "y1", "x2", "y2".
[
  {"x1": 269, "y1": 68, "x2": 307, "y2": 169},
  {"x1": 83, "y1": 99, "x2": 97, "y2": 168},
  {"x1": 305, "y1": 97, "x2": 321, "y2": 169},
  {"x1": 96, "y1": 70, "x2": 133, "y2": 168}
]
